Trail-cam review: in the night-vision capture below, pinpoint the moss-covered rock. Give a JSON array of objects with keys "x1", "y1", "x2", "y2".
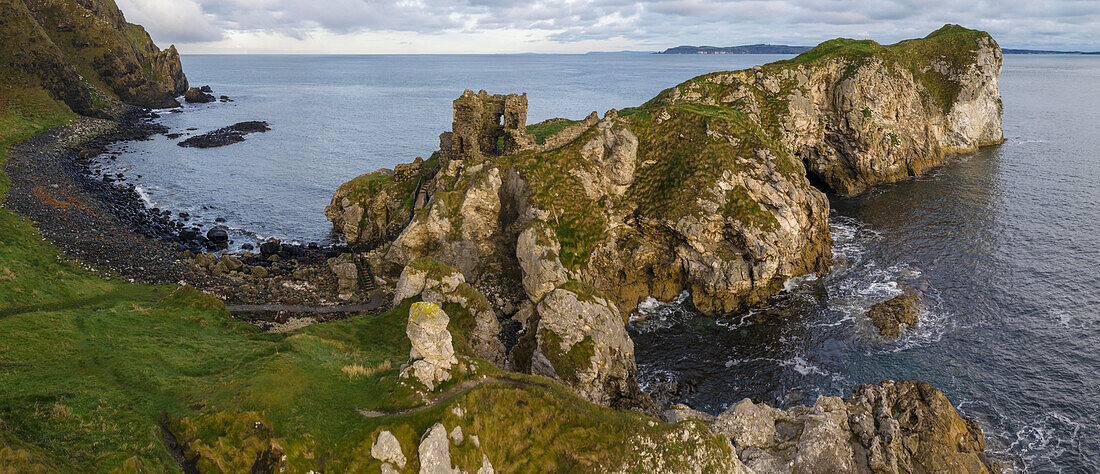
[
  {"x1": 393, "y1": 257, "x2": 505, "y2": 366},
  {"x1": 531, "y1": 282, "x2": 648, "y2": 408},
  {"x1": 866, "y1": 292, "x2": 921, "y2": 339}
]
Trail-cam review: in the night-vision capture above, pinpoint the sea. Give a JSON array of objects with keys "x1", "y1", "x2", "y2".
[{"x1": 92, "y1": 53, "x2": 1100, "y2": 472}]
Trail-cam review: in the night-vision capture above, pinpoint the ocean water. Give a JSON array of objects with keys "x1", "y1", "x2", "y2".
[{"x1": 96, "y1": 54, "x2": 1100, "y2": 471}]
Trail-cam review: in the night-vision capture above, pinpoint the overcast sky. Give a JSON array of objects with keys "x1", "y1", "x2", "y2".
[{"x1": 115, "y1": 0, "x2": 1100, "y2": 54}]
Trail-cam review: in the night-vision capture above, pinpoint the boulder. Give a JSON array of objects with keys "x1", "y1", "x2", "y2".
[
  {"x1": 327, "y1": 253, "x2": 358, "y2": 300},
  {"x1": 866, "y1": 293, "x2": 921, "y2": 339},
  {"x1": 401, "y1": 302, "x2": 458, "y2": 390},
  {"x1": 206, "y1": 226, "x2": 228, "y2": 245},
  {"x1": 530, "y1": 283, "x2": 646, "y2": 408},
  {"x1": 418, "y1": 423, "x2": 460, "y2": 474},
  {"x1": 184, "y1": 87, "x2": 216, "y2": 103},
  {"x1": 393, "y1": 258, "x2": 505, "y2": 367},
  {"x1": 371, "y1": 430, "x2": 406, "y2": 469},
  {"x1": 259, "y1": 240, "x2": 281, "y2": 257}
]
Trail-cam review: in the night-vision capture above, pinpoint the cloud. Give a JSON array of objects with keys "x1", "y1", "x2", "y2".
[
  {"x1": 116, "y1": 0, "x2": 223, "y2": 43},
  {"x1": 116, "y1": 0, "x2": 1100, "y2": 52}
]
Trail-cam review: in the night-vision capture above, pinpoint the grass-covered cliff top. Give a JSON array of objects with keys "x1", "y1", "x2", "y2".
[{"x1": 648, "y1": 24, "x2": 996, "y2": 116}]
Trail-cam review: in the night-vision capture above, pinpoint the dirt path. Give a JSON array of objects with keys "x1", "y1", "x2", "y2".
[{"x1": 226, "y1": 291, "x2": 386, "y2": 315}]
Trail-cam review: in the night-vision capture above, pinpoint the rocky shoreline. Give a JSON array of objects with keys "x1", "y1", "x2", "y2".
[{"x1": 2, "y1": 109, "x2": 388, "y2": 325}]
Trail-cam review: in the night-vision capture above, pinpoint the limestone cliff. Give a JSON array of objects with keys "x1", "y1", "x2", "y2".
[
  {"x1": 649, "y1": 24, "x2": 1003, "y2": 195},
  {"x1": 0, "y1": 0, "x2": 188, "y2": 115}
]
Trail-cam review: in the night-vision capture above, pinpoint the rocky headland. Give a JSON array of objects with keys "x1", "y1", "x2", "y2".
[
  {"x1": 320, "y1": 24, "x2": 1005, "y2": 471},
  {"x1": 0, "y1": 8, "x2": 1009, "y2": 470}
]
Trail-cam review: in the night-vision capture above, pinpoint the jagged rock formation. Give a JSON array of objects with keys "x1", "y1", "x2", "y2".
[
  {"x1": 529, "y1": 282, "x2": 647, "y2": 408},
  {"x1": 678, "y1": 380, "x2": 998, "y2": 473},
  {"x1": 0, "y1": 0, "x2": 188, "y2": 115},
  {"x1": 371, "y1": 431, "x2": 407, "y2": 471},
  {"x1": 394, "y1": 258, "x2": 506, "y2": 367},
  {"x1": 401, "y1": 302, "x2": 458, "y2": 390},
  {"x1": 649, "y1": 25, "x2": 1003, "y2": 195}
]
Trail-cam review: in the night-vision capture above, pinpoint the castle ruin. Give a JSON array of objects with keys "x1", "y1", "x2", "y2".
[{"x1": 439, "y1": 90, "x2": 535, "y2": 165}]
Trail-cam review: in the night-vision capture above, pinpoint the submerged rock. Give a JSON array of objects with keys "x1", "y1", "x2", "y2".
[
  {"x1": 867, "y1": 292, "x2": 921, "y2": 339},
  {"x1": 178, "y1": 121, "x2": 270, "y2": 148}
]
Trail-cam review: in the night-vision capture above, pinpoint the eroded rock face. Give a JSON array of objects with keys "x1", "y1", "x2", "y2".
[
  {"x1": 394, "y1": 258, "x2": 505, "y2": 367},
  {"x1": 14, "y1": 0, "x2": 188, "y2": 110},
  {"x1": 530, "y1": 284, "x2": 647, "y2": 408},
  {"x1": 401, "y1": 302, "x2": 458, "y2": 390},
  {"x1": 697, "y1": 380, "x2": 997, "y2": 473},
  {"x1": 325, "y1": 167, "x2": 415, "y2": 246}
]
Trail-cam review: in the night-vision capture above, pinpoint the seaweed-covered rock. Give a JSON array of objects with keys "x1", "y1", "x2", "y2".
[
  {"x1": 178, "y1": 121, "x2": 270, "y2": 148},
  {"x1": 393, "y1": 258, "x2": 505, "y2": 367},
  {"x1": 866, "y1": 293, "x2": 921, "y2": 339},
  {"x1": 531, "y1": 283, "x2": 646, "y2": 408},
  {"x1": 184, "y1": 87, "x2": 216, "y2": 103}
]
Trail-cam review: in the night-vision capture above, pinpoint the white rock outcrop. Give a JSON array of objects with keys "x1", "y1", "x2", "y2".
[{"x1": 401, "y1": 302, "x2": 458, "y2": 390}]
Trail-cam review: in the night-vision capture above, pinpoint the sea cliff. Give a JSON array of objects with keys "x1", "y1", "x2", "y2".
[{"x1": 0, "y1": 0, "x2": 188, "y2": 115}]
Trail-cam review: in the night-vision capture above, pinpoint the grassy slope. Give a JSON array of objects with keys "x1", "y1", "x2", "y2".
[{"x1": 0, "y1": 90, "x2": 723, "y2": 472}]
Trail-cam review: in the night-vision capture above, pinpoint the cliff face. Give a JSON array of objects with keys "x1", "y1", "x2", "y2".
[
  {"x1": 651, "y1": 25, "x2": 1003, "y2": 195},
  {"x1": 0, "y1": 0, "x2": 188, "y2": 114}
]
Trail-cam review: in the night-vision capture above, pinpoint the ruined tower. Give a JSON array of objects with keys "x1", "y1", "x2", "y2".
[{"x1": 439, "y1": 90, "x2": 535, "y2": 166}]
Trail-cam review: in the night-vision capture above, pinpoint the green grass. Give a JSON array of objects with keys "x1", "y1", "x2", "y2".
[{"x1": 526, "y1": 118, "x2": 579, "y2": 145}]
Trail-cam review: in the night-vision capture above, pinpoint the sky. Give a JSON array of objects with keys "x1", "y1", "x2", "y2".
[{"x1": 114, "y1": 0, "x2": 1100, "y2": 54}]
